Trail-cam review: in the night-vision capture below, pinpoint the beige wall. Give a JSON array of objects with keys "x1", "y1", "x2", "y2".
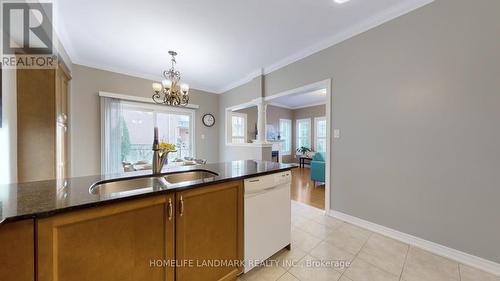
[
  {"x1": 219, "y1": 76, "x2": 263, "y2": 161},
  {"x1": 70, "y1": 64, "x2": 220, "y2": 177},
  {"x1": 259, "y1": 0, "x2": 500, "y2": 263}
]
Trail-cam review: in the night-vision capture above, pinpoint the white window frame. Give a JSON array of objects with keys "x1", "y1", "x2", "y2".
[
  {"x1": 314, "y1": 116, "x2": 327, "y2": 153},
  {"x1": 121, "y1": 102, "x2": 196, "y2": 156},
  {"x1": 279, "y1": 119, "x2": 292, "y2": 155},
  {"x1": 230, "y1": 112, "x2": 247, "y2": 144},
  {"x1": 295, "y1": 118, "x2": 311, "y2": 152},
  {"x1": 101, "y1": 99, "x2": 196, "y2": 174}
]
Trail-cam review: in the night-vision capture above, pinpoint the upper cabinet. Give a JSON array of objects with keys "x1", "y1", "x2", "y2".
[{"x1": 17, "y1": 63, "x2": 71, "y2": 183}]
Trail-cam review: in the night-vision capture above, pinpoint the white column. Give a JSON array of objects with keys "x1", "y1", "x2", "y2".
[{"x1": 256, "y1": 101, "x2": 267, "y2": 143}]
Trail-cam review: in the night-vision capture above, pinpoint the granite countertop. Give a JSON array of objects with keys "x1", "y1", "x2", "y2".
[{"x1": 0, "y1": 160, "x2": 295, "y2": 225}]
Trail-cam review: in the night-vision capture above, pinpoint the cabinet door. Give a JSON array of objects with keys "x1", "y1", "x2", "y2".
[
  {"x1": 38, "y1": 196, "x2": 174, "y2": 281},
  {"x1": 176, "y1": 181, "x2": 243, "y2": 281},
  {"x1": 0, "y1": 219, "x2": 34, "y2": 281}
]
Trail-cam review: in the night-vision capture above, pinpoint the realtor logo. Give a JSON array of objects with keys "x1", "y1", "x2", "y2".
[{"x1": 1, "y1": 1, "x2": 57, "y2": 68}]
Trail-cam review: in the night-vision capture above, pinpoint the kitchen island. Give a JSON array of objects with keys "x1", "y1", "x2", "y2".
[{"x1": 0, "y1": 160, "x2": 295, "y2": 281}]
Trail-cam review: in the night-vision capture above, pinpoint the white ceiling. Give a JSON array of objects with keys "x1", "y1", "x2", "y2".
[
  {"x1": 269, "y1": 89, "x2": 327, "y2": 109},
  {"x1": 55, "y1": 0, "x2": 432, "y2": 93}
]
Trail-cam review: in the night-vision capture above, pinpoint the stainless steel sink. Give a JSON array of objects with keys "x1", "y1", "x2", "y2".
[
  {"x1": 89, "y1": 170, "x2": 218, "y2": 195},
  {"x1": 163, "y1": 171, "x2": 217, "y2": 185},
  {"x1": 90, "y1": 177, "x2": 165, "y2": 195}
]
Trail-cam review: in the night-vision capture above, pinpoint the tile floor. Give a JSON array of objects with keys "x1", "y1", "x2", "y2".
[{"x1": 239, "y1": 200, "x2": 500, "y2": 281}]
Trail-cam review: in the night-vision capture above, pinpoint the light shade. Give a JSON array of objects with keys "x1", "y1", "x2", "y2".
[
  {"x1": 152, "y1": 82, "x2": 163, "y2": 92},
  {"x1": 180, "y1": 83, "x2": 190, "y2": 94},
  {"x1": 162, "y1": 79, "x2": 172, "y2": 89}
]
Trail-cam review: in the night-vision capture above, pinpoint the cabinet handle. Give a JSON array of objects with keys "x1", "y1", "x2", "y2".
[
  {"x1": 167, "y1": 198, "x2": 173, "y2": 221},
  {"x1": 179, "y1": 196, "x2": 184, "y2": 217}
]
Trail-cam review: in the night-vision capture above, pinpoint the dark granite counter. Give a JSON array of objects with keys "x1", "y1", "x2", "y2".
[{"x1": 0, "y1": 160, "x2": 295, "y2": 225}]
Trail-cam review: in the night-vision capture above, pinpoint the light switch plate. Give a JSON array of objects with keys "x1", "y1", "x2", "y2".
[{"x1": 333, "y1": 129, "x2": 340, "y2": 139}]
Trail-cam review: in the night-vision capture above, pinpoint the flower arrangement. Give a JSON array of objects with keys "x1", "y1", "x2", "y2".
[{"x1": 159, "y1": 141, "x2": 176, "y2": 154}]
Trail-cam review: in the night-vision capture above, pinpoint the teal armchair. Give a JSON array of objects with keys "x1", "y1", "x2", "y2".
[{"x1": 310, "y1": 152, "x2": 325, "y2": 185}]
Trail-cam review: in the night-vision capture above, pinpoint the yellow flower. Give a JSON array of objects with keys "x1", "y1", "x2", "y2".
[{"x1": 159, "y1": 141, "x2": 176, "y2": 152}]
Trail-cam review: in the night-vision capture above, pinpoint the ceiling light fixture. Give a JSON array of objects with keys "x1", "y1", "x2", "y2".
[
  {"x1": 334, "y1": 0, "x2": 351, "y2": 3},
  {"x1": 152, "y1": 51, "x2": 190, "y2": 106}
]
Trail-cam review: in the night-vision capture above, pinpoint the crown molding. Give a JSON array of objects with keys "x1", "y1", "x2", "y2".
[
  {"x1": 289, "y1": 102, "x2": 326, "y2": 110},
  {"x1": 67, "y1": 0, "x2": 434, "y2": 95},
  {"x1": 72, "y1": 60, "x2": 220, "y2": 94},
  {"x1": 268, "y1": 101, "x2": 326, "y2": 110},
  {"x1": 98, "y1": 91, "x2": 200, "y2": 109},
  {"x1": 219, "y1": 0, "x2": 434, "y2": 94},
  {"x1": 268, "y1": 102, "x2": 293, "y2": 110},
  {"x1": 217, "y1": 69, "x2": 264, "y2": 94}
]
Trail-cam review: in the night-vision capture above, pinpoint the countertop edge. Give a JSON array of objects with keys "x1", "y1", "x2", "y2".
[{"x1": 0, "y1": 166, "x2": 295, "y2": 225}]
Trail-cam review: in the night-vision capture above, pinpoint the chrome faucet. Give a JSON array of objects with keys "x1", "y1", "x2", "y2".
[{"x1": 152, "y1": 127, "x2": 168, "y2": 174}]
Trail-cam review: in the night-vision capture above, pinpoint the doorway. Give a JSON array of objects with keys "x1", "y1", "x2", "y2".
[{"x1": 264, "y1": 80, "x2": 332, "y2": 211}]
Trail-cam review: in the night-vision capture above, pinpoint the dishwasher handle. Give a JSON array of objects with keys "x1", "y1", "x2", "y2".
[{"x1": 244, "y1": 183, "x2": 288, "y2": 197}]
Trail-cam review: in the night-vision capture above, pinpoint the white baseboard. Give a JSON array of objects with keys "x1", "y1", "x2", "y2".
[{"x1": 328, "y1": 210, "x2": 500, "y2": 277}]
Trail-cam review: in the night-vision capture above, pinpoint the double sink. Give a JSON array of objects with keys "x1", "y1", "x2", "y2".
[{"x1": 89, "y1": 170, "x2": 218, "y2": 195}]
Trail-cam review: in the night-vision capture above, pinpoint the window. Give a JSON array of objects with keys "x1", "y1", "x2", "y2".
[
  {"x1": 279, "y1": 119, "x2": 292, "y2": 155},
  {"x1": 296, "y1": 118, "x2": 311, "y2": 151},
  {"x1": 315, "y1": 117, "x2": 327, "y2": 153},
  {"x1": 231, "y1": 112, "x2": 247, "y2": 144},
  {"x1": 102, "y1": 98, "x2": 195, "y2": 174}
]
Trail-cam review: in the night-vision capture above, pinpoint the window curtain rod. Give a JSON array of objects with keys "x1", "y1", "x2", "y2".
[{"x1": 98, "y1": 91, "x2": 200, "y2": 109}]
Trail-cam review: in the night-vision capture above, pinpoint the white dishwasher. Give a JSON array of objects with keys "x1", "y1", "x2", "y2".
[{"x1": 244, "y1": 171, "x2": 291, "y2": 273}]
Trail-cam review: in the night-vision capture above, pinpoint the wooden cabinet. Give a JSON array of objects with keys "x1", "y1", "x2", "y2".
[
  {"x1": 17, "y1": 63, "x2": 71, "y2": 183},
  {"x1": 0, "y1": 219, "x2": 35, "y2": 281},
  {"x1": 175, "y1": 181, "x2": 243, "y2": 281},
  {"x1": 35, "y1": 181, "x2": 243, "y2": 281},
  {"x1": 37, "y1": 195, "x2": 174, "y2": 281}
]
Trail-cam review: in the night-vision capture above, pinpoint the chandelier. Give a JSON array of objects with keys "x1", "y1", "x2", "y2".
[{"x1": 152, "y1": 51, "x2": 190, "y2": 106}]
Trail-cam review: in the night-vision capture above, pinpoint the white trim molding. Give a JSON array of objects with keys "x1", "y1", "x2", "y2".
[
  {"x1": 98, "y1": 91, "x2": 200, "y2": 109},
  {"x1": 226, "y1": 143, "x2": 273, "y2": 148},
  {"x1": 263, "y1": 0, "x2": 434, "y2": 75},
  {"x1": 217, "y1": 69, "x2": 264, "y2": 94},
  {"x1": 295, "y1": 118, "x2": 312, "y2": 150},
  {"x1": 71, "y1": 1, "x2": 434, "y2": 95},
  {"x1": 75, "y1": 61, "x2": 219, "y2": 94},
  {"x1": 218, "y1": 0, "x2": 434, "y2": 94},
  {"x1": 266, "y1": 79, "x2": 332, "y2": 212},
  {"x1": 329, "y1": 210, "x2": 500, "y2": 277}
]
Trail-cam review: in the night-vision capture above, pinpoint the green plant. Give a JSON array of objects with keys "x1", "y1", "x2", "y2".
[
  {"x1": 296, "y1": 146, "x2": 311, "y2": 155},
  {"x1": 120, "y1": 117, "x2": 131, "y2": 161}
]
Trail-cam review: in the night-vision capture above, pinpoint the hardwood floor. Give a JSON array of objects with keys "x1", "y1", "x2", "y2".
[{"x1": 290, "y1": 167, "x2": 325, "y2": 210}]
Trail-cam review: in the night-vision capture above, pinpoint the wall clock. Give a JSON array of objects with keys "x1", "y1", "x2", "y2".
[{"x1": 202, "y1": 113, "x2": 215, "y2": 127}]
